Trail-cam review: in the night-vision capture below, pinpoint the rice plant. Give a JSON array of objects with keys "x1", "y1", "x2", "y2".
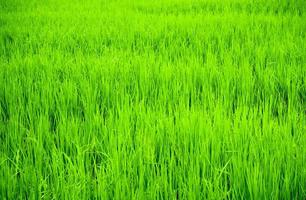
[{"x1": 0, "y1": 0, "x2": 305, "y2": 199}]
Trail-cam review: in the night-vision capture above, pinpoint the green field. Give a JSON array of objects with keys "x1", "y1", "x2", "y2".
[{"x1": 1, "y1": 0, "x2": 306, "y2": 199}]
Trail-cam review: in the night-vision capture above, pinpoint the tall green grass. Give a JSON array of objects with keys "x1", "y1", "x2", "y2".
[{"x1": 0, "y1": 0, "x2": 306, "y2": 199}]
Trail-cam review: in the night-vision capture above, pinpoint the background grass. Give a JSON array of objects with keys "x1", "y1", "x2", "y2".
[{"x1": 0, "y1": 0, "x2": 306, "y2": 199}]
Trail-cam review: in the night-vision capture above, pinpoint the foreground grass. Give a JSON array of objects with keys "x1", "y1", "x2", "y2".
[{"x1": 0, "y1": 0, "x2": 306, "y2": 199}]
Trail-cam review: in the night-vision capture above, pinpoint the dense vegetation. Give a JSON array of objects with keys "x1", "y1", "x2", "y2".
[{"x1": 1, "y1": 0, "x2": 305, "y2": 199}]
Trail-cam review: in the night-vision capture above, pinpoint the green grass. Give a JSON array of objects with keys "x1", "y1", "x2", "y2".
[{"x1": 0, "y1": 0, "x2": 306, "y2": 199}]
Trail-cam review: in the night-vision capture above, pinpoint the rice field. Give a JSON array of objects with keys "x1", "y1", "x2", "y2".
[{"x1": 0, "y1": 0, "x2": 306, "y2": 199}]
